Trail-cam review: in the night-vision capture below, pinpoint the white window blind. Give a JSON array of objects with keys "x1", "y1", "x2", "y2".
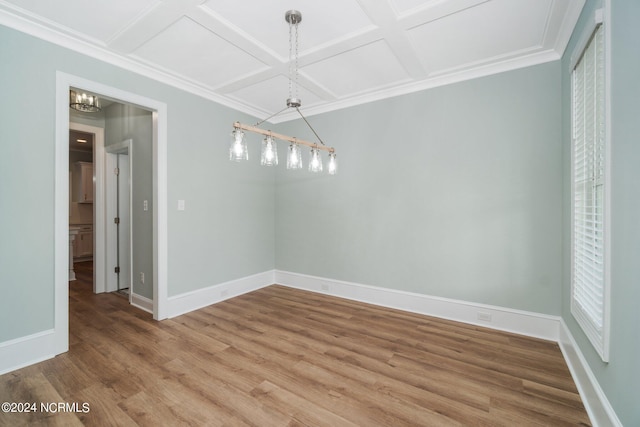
[{"x1": 571, "y1": 22, "x2": 608, "y2": 361}]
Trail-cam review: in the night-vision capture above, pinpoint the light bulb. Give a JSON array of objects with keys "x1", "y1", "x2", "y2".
[
  {"x1": 327, "y1": 152, "x2": 337, "y2": 175},
  {"x1": 233, "y1": 141, "x2": 243, "y2": 157},
  {"x1": 287, "y1": 142, "x2": 302, "y2": 169},
  {"x1": 261, "y1": 135, "x2": 278, "y2": 166},
  {"x1": 309, "y1": 147, "x2": 323, "y2": 173},
  {"x1": 229, "y1": 129, "x2": 248, "y2": 161}
]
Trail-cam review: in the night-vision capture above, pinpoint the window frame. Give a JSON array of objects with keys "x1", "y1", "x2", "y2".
[{"x1": 569, "y1": 6, "x2": 611, "y2": 363}]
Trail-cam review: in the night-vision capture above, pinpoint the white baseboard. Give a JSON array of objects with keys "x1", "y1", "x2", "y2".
[
  {"x1": 166, "y1": 270, "x2": 275, "y2": 318},
  {"x1": 0, "y1": 330, "x2": 56, "y2": 376},
  {"x1": 131, "y1": 293, "x2": 153, "y2": 314},
  {"x1": 559, "y1": 320, "x2": 622, "y2": 427},
  {"x1": 275, "y1": 270, "x2": 560, "y2": 341}
]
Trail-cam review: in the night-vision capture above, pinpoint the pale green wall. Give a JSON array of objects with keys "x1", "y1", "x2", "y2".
[
  {"x1": 562, "y1": 1, "x2": 640, "y2": 425},
  {"x1": 105, "y1": 104, "x2": 154, "y2": 299},
  {"x1": 275, "y1": 61, "x2": 563, "y2": 315},
  {"x1": 166, "y1": 91, "x2": 275, "y2": 296},
  {"x1": 0, "y1": 27, "x2": 56, "y2": 340},
  {"x1": 0, "y1": 24, "x2": 275, "y2": 341}
]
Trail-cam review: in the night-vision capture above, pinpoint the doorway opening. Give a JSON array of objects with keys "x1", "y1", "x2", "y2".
[
  {"x1": 68, "y1": 124, "x2": 102, "y2": 294},
  {"x1": 69, "y1": 95, "x2": 152, "y2": 312},
  {"x1": 55, "y1": 72, "x2": 168, "y2": 357}
]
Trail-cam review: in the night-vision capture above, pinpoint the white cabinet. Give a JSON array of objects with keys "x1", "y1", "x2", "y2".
[
  {"x1": 73, "y1": 225, "x2": 93, "y2": 260},
  {"x1": 73, "y1": 161, "x2": 93, "y2": 203},
  {"x1": 69, "y1": 227, "x2": 79, "y2": 280}
]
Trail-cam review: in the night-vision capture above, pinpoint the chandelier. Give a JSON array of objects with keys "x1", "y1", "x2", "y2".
[
  {"x1": 229, "y1": 10, "x2": 337, "y2": 175},
  {"x1": 69, "y1": 90, "x2": 101, "y2": 113}
]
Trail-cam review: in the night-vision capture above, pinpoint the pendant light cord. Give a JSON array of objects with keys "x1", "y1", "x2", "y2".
[
  {"x1": 294, "y1": 20, "x2": 299, "y2": 102},
  {"x1": 288, "y1": 19, "x2": 294, "y2": 102}
]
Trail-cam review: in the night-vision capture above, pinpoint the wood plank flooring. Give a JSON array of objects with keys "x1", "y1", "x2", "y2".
[{"x1": 0, "y1": 263, "x2": 590, "y2": 426}]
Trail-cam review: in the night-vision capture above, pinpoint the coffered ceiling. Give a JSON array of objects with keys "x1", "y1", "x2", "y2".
[{"x1": 0, "y1": 0, "x2": 584, "y2": 122}]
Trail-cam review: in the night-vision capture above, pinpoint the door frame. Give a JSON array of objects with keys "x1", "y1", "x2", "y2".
[
  {"x1": 105, "y1": 139, "x2": 133, "y2": 298},
  {"x1": 69, "y1": 121, "x2": 106, "y2": 294},
  {"x1": 55, "y1": 72, "x2": 168, "y2": 356}
]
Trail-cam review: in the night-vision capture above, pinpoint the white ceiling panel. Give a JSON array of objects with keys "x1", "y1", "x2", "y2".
[
  {"x1": 229, "y1": 75, "x2": 324, "y2": 116},
  {"x1": 391, "y1": 0, "x2": 443, "y2": 15},
  {"x1": 133, "y1": 17, "x2": 268, "y2": 88},
  {"x1": 303, "y1": 40, "x2": 410, "y2": 97},
  {"x1": 0, "y1": 0, "x2": 585, "y2": 121},
  {"x1": 202, "y1": 0, "x2": 374, "y2": 59},
  {"x1": 407, "y1": 0, "x2": 553, "y2": 74},
  {"x1": 4, "y1": 0, "x2": 161, "y2": 42}
]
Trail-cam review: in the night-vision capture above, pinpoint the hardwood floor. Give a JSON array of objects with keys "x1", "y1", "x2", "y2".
[{"x1": 0, "y1": 264, "x2": 590, "y2": 426}]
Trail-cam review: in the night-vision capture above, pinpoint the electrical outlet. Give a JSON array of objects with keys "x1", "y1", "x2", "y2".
[
  {"x1": 221, "y1": 289, "x2": 229, "y2": 298},
  {"x1": 477, "y1": 312, "x2": 492, "y2": 322},
  {"x1": 321, "y1": 283, "x2": 329, "y2": 291},
  {"x1": 140, "y1": 272, "x2": 145, "y2": 284}
]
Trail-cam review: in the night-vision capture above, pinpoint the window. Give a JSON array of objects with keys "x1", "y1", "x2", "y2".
[{"x1": 570, "y1": 13, "x2": 609, "y2": 362}]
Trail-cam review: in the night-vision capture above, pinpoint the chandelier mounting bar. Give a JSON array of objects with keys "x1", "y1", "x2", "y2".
[{"x1": 233, "y1": 122, "x2": 334, "y2": 154}]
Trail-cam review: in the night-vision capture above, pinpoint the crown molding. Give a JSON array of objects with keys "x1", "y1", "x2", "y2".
[
  {"x1": 271, "y1": 48, "x2": 561, "y2": 123},
  {"x1": 0, "y1": 2, "x2": 570, "y2": 125},
  {"x1": 553, "y1": 0, "x2": 586, "y2": 54},
  {"x1": 0, "y1": 4, "x2": 266, "y2": 119}
]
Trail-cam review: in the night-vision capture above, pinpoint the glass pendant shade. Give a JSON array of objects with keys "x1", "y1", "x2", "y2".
[
  {"x1": 327, "y1": 152, "x2": 338, "y2": 175},
  {"x1": 229, "y1": 12, "x2": 337, "y2": 175},
  {"x1": 260, "y1": 135, "x2": 278, "y2": 166},
  {"x1": 287, "y1": 142, "x2": 303, "y2": 169},
  {"x1": 229, "y1": 129, "x2": 248, "y2": 161},
  {"x1": 309, "y1": 147, "x2": 323, "y2": 173}
]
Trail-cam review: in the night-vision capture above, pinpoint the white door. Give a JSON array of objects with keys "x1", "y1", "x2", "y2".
[
  {"x1": 105, "y1": 140, "x2": 132, "y2": 295},
  {"x1": 117, "y1": 153, "x2": 131, "y2": 293}
]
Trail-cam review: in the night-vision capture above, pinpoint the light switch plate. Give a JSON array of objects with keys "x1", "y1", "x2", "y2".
[{"x1": 178, "y1": 200, "x2": 185, "y2": 211}]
